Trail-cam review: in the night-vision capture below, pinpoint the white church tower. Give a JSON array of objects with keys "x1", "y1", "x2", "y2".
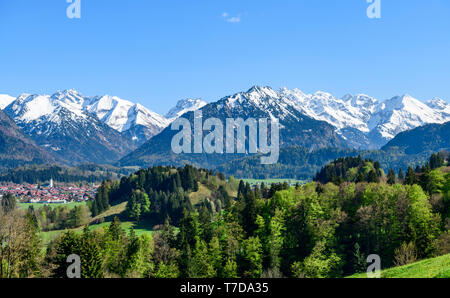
[{"x1": 50, "y1": 178, "x2": 54, "y2": 188}]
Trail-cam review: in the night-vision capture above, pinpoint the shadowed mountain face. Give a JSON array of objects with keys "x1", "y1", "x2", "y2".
[
  {"x1": 119, "y1": 86, "x2": 348, "y2": 168},
  {"x1": 382, "y1": 121, "x2": 450, "y2": 155},
  {"x1": 0, "y1": 109, "x2": 57, "y2": 167}
]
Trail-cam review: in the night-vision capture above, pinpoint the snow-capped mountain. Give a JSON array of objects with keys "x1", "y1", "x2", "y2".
[
  {"x1": 4, "y1": 89, "x2": 172, "y2": 145},
  {"x1": 426, "y1": 98, "x2": 450, "y2": 117},
  {"x1": 280, "y1": 89, "x2": 377, "y2": 133},
  {"x1": 84, "y1": 94, "x2": 171, "y2": 145},
  {"x1": 200, "y1": 86, "x2": 450, "y2": 149},
  {"x1": 2, "y1": 88, "x2": 211, "y2": 164},
  {"x1": 0, "y1": 108, "x2": 57, "y2": 167},
  {"x1": 86, "y1": 95, "x2": 170, "y2": 132},
  {"x1": 213, "y1": 86, "x2": 449, "y2": 149},
  {"x1": 3, "y1": 85, "x2": 449, "y2": 167},
  {"x1": 165, "y1": 98, "x2": 207, "y2": 121},
  {"x1": 367, "y1": 94, "x2": 449, "y2": 147},
  {"x1": 119, "y1": 86, "x2": 348, "y2": 168},
  {"x1": 0, "y1": 94, "x2": 16, "y2": 109},
  {"x1": 4, "y1": 90, "x2": 136, "y2": 164}
]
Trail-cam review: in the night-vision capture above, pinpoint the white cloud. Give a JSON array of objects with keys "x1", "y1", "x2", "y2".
[
  {"x1": 221, "y1": 12, "x2": 241, "y2": 23},
  {"x1": 226, "y1": 16, "x2": 241, "y2": 23}
]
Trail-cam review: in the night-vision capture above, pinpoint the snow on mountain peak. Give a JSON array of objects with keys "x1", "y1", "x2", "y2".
[
  {"x1": 368, "y1": 94, "x2": 449, "y2": 141},
  {"x1": 247, "y1": 85, "x2": 278, "y2": 96},
  {"x1": 4, "y1": 86, "x2": 449, "y2": 151},
  {"x1": 165, "y1": 98, "x2": 207, "y2": 120},
  {"x1": 85, "y1": 95, "x2": 170, "y2": 133},
  {"x1": 426, "y1": 97, "x2": 450, "y2": 111},
  {"x1": 215, "y1": 86, "x2": 450, "y2": 147},
  {"x1": 5, "y1": 90, "x2": 170, "y2": 144},
  {"x1": 131, "y1": 103, "x2": 170, "y2": 129},
  {"x1": 52, "y1": 89, "x2": 85, "y2": 104},
  {"x1": 0, "y1": 94, "x2": 16, "y2": 109},
  {"x1": 383, "y1": 94, "x2": 433, "y2": 113}
]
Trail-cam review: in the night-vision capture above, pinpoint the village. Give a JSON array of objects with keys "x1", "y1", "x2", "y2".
[{"x1": 0, "y1": 179, "x2": 98, "y2": 204}]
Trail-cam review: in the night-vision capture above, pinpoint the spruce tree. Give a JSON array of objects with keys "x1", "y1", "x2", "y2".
[
  {"x1": 398, "y1": 168, "x2": 405, "y2": 182},
  {"x1": 406, "y1": 167, "x2": 417, "y2": 185},
  {"x1": 387, "y1": 169, "x2": 396, "y2": 185}
]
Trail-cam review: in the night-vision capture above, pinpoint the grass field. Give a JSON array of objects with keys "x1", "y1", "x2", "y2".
[
  {"x1": 19, "y1": 201, "x2": 87, "y2": 210},
  {"x1": 242, "y1": 178, "x2": 306, "y2": 186},
  {"x1": 39, "y1": 202, "x2": 154, "y2": 246},
  {"x1": 349, "y1": 254, "x2": 450, "y2": 278},
  {"x1": 189, "y1": 183, "x2": 213, "y2": 206}
]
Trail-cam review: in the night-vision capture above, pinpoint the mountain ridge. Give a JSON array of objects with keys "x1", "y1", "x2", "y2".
[
  {"x1": 4, "y1": 92, "x2": 136, "y2": 165},
  {"x1": 2, "y1": 86, "x2": 449, "y2": 167},
  {"x1": 0, "y1": 109, "x2": 57, "y2": 167}
]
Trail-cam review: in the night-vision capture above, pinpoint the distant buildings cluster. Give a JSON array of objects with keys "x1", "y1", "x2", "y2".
[{"x1": 0, "y1": 180, "x2": 98, "y2": 204}]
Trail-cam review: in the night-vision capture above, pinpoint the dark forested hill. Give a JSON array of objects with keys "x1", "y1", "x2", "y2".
[
  {"x1": 382, "y1": 121, "x2": 450, "y2": 154},
  {"x1": 0, "y1": 109, "x2": 57, "y2": 167}
]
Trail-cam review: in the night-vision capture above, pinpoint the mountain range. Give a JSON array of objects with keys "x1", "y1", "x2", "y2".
[
  {"x1": 1, "y1": 90, "x2": 208, "y2": 165},
  {"x1": 119, "y1": 86, "x2": 450, "y2": 168},
  {"x1": 1, "y1": 86, "x2": 449, "y2": 170}
]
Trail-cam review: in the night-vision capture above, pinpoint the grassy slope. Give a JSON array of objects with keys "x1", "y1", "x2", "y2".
[
  {"x1": 40, "y1": 202, "x2": 154, "y2": 246},
  {"x1": 349, "y1": 254, "x2": 450, "y2": 278},
  {"x1": 189, "y1": 183, "x2": 212, "y2": 206},
  {"x1": 190, "y1": 177, "x2": 238, "y2": 206}
]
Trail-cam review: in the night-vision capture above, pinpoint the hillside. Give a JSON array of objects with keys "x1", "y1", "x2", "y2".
[
  {"x1": 7, "y1": 158, "x2": 449, "y2": 278},
  {"x1": 349, "y1": 254, "x2": 450, "y2": 278},
  {"x1": 0, "y1": 109, "x2": 57, "y2": 167},
  {"x1": 382, "y1": 121, "x2": 450, "y2": 154}
]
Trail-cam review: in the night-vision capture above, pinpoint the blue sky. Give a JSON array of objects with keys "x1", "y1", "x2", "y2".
[{"x1": 0, "y1": 0, "x2": 449, "y2": 114}]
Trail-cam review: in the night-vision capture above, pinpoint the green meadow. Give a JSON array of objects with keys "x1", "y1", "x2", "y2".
[
  {"x1": 349, "y1": 254, "x2": 450, "y2": 278},
  {"x1": 19, "y1": 201, "x2": 87, "y2": 210},
  {"x1": 39, "y1": 202, "x2": 155, "y2": 246}
]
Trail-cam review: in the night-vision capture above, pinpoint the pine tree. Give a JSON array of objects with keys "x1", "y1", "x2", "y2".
[
  {"x1": 398, "y1": 168, "x2": 405, "y2": 182},
  {"x1": 108, "y1": 216, "x2": 124, "y2": 241},
  {"x1": 406, "y1": 167, "x2": 417, "y2": 185},
  {"x1": 198, "y1": 204, "x2": 213, "y2": 243},
  {"x1": 20, "y1": 213, "x2": 43, "y2": 277},
  {"x1": 51, "y1": 231, "x2": 80, "y2": 278},
  {"x1": 237, "y1": 180, "x2": 246, "y2": 199},
  {"x1": 430, "y1": 153, "x2": 444, "y2": 169},
  {"x1": 223, "y1": 257, "x2": 238, "y2": 278},
  {"x1": 1, "y1": 193, "x2": 16, "y2": 213},
  {"x1": 242, "y1": 191, "x2": 258, "y2": 237},
  {"x1": 79, "y1": 231, "x2": 104, "y2": 278},
  {"x1": 238, "y1": 236, "x2": 263, "y2": 278},
  {"x1": 367, "y1": 170, "x2": 379, "y2": 183},
  {"x1": 352, "y1": 243, "x2": 366, "y2": 273},
  {"x1": 387, "y1": 169, "x2": 396, "y2": 185},
  {"x1": 356, "y1": 172, "x2": 365, "y2": 183}
]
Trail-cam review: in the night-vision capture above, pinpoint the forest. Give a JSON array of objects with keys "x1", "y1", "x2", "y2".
[
  {"x1": 0, "y1": 153, "x2": 449, "y2": 278},
  {"x1": 0, "y1": 164, "x2": 137, "y2": 184}
]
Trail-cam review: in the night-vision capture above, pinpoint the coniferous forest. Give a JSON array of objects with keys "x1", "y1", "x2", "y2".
[{"x1": 0, "y1": 152, "x2": 449, "y2": 278}]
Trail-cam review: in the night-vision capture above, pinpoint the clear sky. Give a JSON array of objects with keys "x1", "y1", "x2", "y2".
[{"x1": 0, "y1": 0, "x2": 449, "y2": 114}]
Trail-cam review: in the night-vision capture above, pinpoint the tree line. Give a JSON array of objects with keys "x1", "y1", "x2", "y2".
[
  {"x1": 0, "y1": 153, "x2": 449, "y2": 278},
  {"x1": 0, "y1": 165, "x2": 120, "y2": 184}
]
